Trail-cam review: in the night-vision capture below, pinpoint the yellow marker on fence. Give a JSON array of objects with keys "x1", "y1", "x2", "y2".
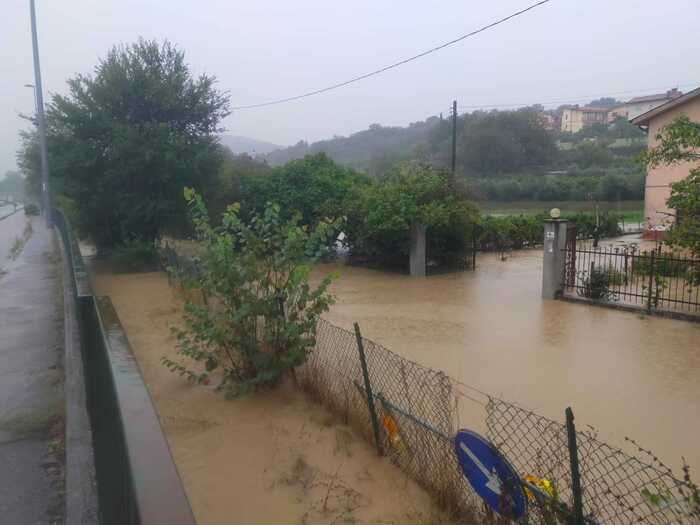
[
  {"x1": 381, "y1": 413, "x2": 406, "y2": 452},
  {"x1": 524, "y1": 474, "x2": 558, "y2": 502}
]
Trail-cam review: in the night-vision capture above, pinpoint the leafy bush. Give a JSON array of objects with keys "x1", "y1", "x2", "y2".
[
  {"x1": 109, "y1": 239, "x2": 159, "y2": 272},
  {"x1": 581, "y1": 268, "x2": 614, "y2": 300},
  {"x1": 162, "y1": 188, "x2": 338, "y2": 399},
  {"x1": 24, "y1": 203, "x2": 40, "y2": 216},
  {"x1": 475, "y1": 211, "x2": 621, "y2": 251}
]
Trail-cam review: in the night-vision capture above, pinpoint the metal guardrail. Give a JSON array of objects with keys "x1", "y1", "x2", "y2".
[{"x1": 53, "y1": 209, "x2": 196, "y2": 525}]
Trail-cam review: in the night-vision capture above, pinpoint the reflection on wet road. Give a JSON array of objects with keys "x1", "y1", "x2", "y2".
[{"x1": 314, "y1": 249, "x2": 700, "y2": 471}]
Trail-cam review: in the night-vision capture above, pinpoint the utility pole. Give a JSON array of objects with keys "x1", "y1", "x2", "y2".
[
  {"x1": 29, "y1": 0, "x2": 51, "y2": 227},
  {"x1": 450, "y1": 100, "x2": 457, "y2": 187}
]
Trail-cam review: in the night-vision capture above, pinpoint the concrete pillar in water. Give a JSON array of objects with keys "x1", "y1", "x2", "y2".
[
  {"x1": 409, "y1": 222, "x2": 426, "y2": 277},
  {"x1": 542, "y1": 218, "x2": 568, "y2": 299}
]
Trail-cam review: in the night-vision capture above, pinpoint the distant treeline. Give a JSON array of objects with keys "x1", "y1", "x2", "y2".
[
  {"x1": 470, "y1": 170, "x2": 644, "y2": 202},
  {"x1": 262, "y1": 107, "x2": 646, "y2": 200}
]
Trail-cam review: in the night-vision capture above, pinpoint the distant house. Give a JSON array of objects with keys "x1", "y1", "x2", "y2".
[
  {"x1": 607, "y1": 105, "x2": 629, "y2": 122},
  {"x1": 631, "y1": 86, "x2": 700, "y2": 239},
  {"x1": 539, "y1": 112, "x2": 558, "y2": 131},
  {"x1": 560, "y1": 106, "x2": 609, "y2": 133},
  {"x1": 613, "y1": 88, "x2": 683, "y2": 120}
]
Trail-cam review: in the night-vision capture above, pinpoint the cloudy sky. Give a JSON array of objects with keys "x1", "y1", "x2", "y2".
[{"x1": 2, "y1": 0, "x2": 699, "y2": 175}]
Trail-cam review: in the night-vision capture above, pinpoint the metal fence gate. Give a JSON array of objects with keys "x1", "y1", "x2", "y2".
[{"x1": 562, "y1": 242, "x2": 700, "y2": 318}]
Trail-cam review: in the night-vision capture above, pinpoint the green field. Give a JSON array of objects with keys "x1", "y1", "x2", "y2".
[{"x1": 479, "y1": 200, "x2": 644, "y2": 223}]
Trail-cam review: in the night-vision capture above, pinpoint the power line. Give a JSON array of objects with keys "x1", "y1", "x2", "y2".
[
  {"x1": 448, "y1": 82, "x2": 699, "y2": 113},
  {"x1": 232, "y1": 0, "x2": 551, "y2": 110}
]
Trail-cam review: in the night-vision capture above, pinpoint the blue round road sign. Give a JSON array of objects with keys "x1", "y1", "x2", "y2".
[{"x1": 454, "y1": 430, "x2": 526, "y2": 519}]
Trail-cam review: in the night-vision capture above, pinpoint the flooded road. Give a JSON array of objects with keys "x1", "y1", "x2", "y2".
[{"x1": 314, "y1": 249, "x2": 700, "y2": 472}]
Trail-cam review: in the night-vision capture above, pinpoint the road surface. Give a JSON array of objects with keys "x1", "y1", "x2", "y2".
[{"x1": 0, "y1": 216, "x2": 64, "y2": 524}]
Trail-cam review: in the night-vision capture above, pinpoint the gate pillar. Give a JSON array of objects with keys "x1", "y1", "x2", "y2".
[{"x1": 542, "y1": 213, "x2": 568, "y2": 299}]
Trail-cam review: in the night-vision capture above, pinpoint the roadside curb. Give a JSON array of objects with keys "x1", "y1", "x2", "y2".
[{"x1": 56, "y1": 231, "x2": 99, "y2": 524}]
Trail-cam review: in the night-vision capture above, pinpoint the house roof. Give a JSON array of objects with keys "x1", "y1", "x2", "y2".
[
  {"x1": 609, "y1": 105, "x2": 628, "y2": 113},
  {"x1": 562, "y1": 106, "x2": 608, "y2": 113},
  {"x1": 631, "y1": 86, "x2": 700, "y2": 126},
  {"x1": 627, "y1": 92, "x2": 680, "y2": 104}
]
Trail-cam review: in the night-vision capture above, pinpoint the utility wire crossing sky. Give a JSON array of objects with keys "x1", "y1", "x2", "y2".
[{"x1": 232, "y1": 0, "x2": 551, "y2": 110}]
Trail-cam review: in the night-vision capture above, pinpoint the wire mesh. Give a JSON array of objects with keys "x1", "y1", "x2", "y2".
[
  {"x1": 486, "y1": 399, "x2": 698, "y2": 524},
  {"x1": 161, "y1": 245, "x2": 698, "y2": 524},
  {"x1": 303, "y1": 319, "x2": 698, "y2": 525}
]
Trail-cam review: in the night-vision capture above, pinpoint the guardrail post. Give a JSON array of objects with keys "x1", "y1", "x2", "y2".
[
  {"x1": 565, "y1": 407, "x2": 584, "y2": 525},
  {"x1": 353, "y1": 322, "x2": 383, "y2": 456}
]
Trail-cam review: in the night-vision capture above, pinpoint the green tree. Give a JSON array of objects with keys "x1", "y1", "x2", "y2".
[
  {"x1": 586, "y1": 97, "x2": 621, "y2": 109},
  {"x1": 0, "y1": 171, "x2": 25, "y2": 202},
  {"x1": 209, "y1": 149, "x2": 272, "y2": 222},
  {"x1": 19, "y1": 39, "x2": 229, "y2": 250},
  {"x1": 163, "y1": 189, "x2": 338, "y2": 398},
  {"x1": 644, "y1": 116, "x2": 700, "y2": 271},
  {"x1": 459, "y1": 109, "x2": 556, "y2": 176},
  {"x1": 344, "y1": 163, "x2": 478, "y2": 269},
  {"x1": 246, "y1": 153, "x2": 366, "y2": 229}
]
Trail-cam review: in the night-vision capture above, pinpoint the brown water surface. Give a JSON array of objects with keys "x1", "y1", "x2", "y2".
[{"x1": 314, "y1": 249, "x2": 700, "y2": 472}]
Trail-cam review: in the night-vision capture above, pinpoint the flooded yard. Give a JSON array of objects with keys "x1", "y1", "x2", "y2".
[
  {"x1": 90, "y1": 270, "x2": 451, "y2": 525},
  {"x1": 313, "y1": 249, "x2": 700, "y2": 472}
]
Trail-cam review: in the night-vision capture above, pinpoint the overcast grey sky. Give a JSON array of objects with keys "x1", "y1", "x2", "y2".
[{"x1": 2, "y1": 0, "x2": 699, "y2": 175}]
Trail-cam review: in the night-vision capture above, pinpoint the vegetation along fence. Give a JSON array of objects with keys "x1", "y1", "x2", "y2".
[
  {"x1": 53, "y1": 209, "x2": 196, "y2": 525},
  {"x1": 162, "y1": 243, "x2": 699, "y2": 523},
  {"x1": 298, "y1": 319, "x2": 699, "y2": 524},
  {"x1": 563, "y1": 243, "x2": 700, "y2": 318}
]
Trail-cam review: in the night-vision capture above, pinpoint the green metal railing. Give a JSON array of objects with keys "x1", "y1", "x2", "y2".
[{"x1": 53, "y1": 209, "x2": 196, "y2": 525}]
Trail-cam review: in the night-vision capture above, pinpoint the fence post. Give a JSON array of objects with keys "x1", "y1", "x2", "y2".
[
  {"x1": 353, "y1": 322, "x2": 383, "y2": 456},
  {"x1": 647, "y1": 250, "x2": 655, "y2": 312},
  {"x1": 565, "y1": 407, "x2": 584, "y2": 525}
]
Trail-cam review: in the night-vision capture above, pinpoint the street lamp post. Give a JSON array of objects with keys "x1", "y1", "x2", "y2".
[
  {"x1": 28, "y1": 0, "x2": 51, "y2": 227},
  {"x1": 24, "y1": 83, "x2": 38, "y2": 116}
]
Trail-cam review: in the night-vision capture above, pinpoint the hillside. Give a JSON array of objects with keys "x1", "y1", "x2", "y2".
[
  {"x1": 264, "y1": 117, "x2": 442, "y2": 175},
  {"x1": 220, "y1": 135, "x2": 283, "y2": 156}
]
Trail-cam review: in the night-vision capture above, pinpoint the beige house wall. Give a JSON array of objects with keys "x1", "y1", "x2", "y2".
[
  {"x1": 628, "y1": 100, "x2": 669, "y2": 121},
  {"x1": 644, "y1": 98, "x2": 700, "y2": 233},
  {"x1": 561, "y1": 108, "x2": 583, "y2": 133}
]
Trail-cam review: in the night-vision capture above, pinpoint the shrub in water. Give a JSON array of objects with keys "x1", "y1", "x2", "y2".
[
  {"x1": 163, "y1": 188, "x2": 338, "y2": 399},
  {"x1": 109, "y1": 239, "x2": 159, "y2": 272}
]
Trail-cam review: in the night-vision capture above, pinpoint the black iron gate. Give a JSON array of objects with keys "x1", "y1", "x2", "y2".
[{"x1": 562, "y1": 242, "x2": 700, "y2": 317}]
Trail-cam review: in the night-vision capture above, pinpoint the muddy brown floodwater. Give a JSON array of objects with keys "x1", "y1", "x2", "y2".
[
  {"x1": 313, "y1": 249, "x2": 700, "y2": 473},
  {"x1": 91, "y1": 270, "x2": 451, "y2": 525}
]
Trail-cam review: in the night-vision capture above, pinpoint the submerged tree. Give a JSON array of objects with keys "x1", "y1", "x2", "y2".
[
  {"x1": 163, "y1": 189, "x2": 338, "y2": 399},
  {"x1": 343, "y1": 163, "x2": 479, "y2": 269},
  {"x1": 19, "y1": 39, "x2": 230, "y2": 250}
]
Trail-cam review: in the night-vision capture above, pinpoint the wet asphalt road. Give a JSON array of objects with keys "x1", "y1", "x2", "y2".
[{"x1": 0, "y1": 217, "x2": 64, "y2": 524}]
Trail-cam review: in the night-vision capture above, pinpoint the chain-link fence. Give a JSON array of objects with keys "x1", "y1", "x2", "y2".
[
  {"x1": 160, "y1": 245, "x2": 699, "y2": 524},
  {"x1": 302, "y1": 319, "x2": 699, "y2": 524}
]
